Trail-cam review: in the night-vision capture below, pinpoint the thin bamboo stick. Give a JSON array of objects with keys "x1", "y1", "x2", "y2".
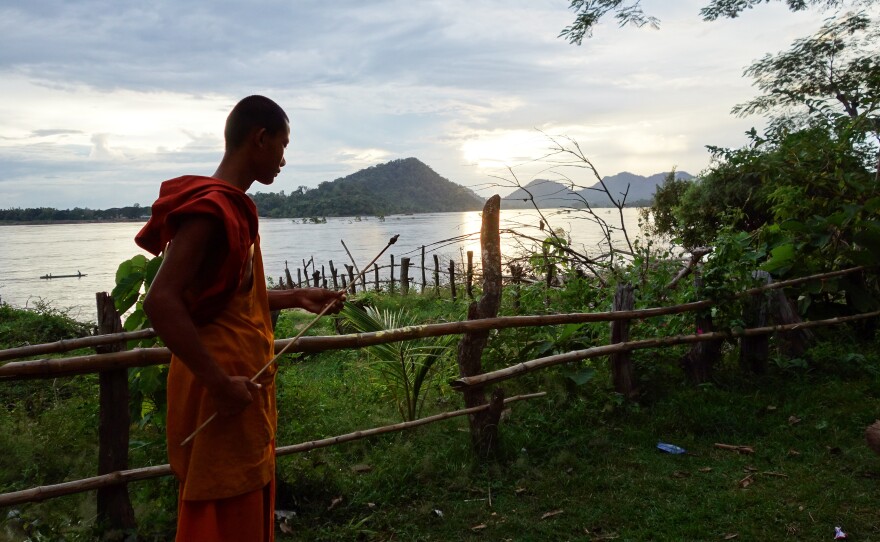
[
  {"x1": 0, "y1": 392, "x2": 545, "y2": 507},
  {"x1": 0, "y1": 465, "x2": 173, "y2": 507},
  {"x1": 0, "y1": 329, "x2": 156, "y2": 362},
  {"x1": 276, "y1": 392, "x2": 546, "y2": 456},
  {"x1": 451, "y1": 310, "x2": 880, "y2": 389}
]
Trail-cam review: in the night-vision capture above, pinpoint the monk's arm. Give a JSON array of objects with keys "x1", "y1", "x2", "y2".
[
  {"x1": 143, "y1": 216, "x2": 259, "y2": 417},
  {"x1": 267, "y1": 287, "x2": 345, "y2": 313}
]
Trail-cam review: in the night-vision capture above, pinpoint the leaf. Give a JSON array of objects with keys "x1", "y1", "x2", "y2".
[
  {"x1": 760, "y1": 243, "x2": 795, "y2": 273},
  {"x1": 144, "y1": 255, "x2": 163, "y2": 288},
  {"x1": 563, "y1": 368, "x2": 595, "y2": 386},
  {"x1": 112, "y1": 272, "x2": 144, "y2": 314}
]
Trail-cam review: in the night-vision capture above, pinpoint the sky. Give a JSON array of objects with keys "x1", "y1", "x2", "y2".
[{"x1": 0, "y1": 0, "x2": 856, "y2": 209}]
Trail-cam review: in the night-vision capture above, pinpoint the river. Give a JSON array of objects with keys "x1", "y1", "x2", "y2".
[{"x1": 0, "y1": 207, "x2": 646, "y2": 321}]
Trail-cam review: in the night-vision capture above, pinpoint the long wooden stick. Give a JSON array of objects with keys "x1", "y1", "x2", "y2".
[
  {"x1": 451, "y1": 310, "x2": 880, "y2": 389},
  {"x1": 0, "y1": 391, "x2": 544, "y2": 507},
  {"x1": 180, "y1": 235, "x2": 400, "y2": 446},
  {"x1": 0, "y1": 329, "x2": 156, "y2": 362}
]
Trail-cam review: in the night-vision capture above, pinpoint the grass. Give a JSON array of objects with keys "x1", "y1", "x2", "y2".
[{"x1": 1, "y1": 296, "x2": 880, "y2": 541}]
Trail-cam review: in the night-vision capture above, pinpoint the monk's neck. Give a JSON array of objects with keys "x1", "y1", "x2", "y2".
[{"x1": 212, "y1": 156, "x2": 255, "y2": 193}]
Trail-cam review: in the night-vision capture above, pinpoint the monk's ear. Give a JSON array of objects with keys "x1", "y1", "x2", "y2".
[{"x1": 249, "y1": 127, "x2": 268, "y2": 149}]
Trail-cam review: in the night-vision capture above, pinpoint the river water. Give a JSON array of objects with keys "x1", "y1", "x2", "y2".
[{"x1": 0, "y1": 207, "x2": 645, "y2": 321}]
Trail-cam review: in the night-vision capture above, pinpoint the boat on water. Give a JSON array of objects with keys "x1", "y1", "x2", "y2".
[{"x1": 39, "y1": 271, "x2": 87, "y2": 280}]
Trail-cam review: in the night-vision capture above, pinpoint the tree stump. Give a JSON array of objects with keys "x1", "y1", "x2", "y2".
[{"x1": 456, "y1": 195, "x2": 504, "y2": 458}]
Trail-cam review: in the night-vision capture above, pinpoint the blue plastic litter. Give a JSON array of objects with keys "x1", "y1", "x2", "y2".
[{"x1": 657, "y1": 442, "x2": 687, "y2": 454}]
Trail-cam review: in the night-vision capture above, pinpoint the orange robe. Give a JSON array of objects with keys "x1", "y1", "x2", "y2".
[
  {"x1": 169, "y1": 241, "x2": 277, "y2": 541},
  {"x1": 136, "y1": 177, "x2": 277, "y2": 541}
]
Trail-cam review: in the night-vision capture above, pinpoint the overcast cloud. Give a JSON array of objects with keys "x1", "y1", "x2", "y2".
[{"x1": 0, "y1": 0, "x2": 856, "y2": 208}]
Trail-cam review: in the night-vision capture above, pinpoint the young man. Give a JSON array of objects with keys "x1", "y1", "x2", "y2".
[{"x1": 137, "y1": 95, "x2": 343, "y2": 541}]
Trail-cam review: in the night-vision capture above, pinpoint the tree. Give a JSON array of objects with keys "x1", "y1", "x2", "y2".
[
  {"x1": 732, "y1": 13, "x2": 880, "y2": 178},
  {"x1": 559, "y1": 0, "x2": 876, "y2": 44}
]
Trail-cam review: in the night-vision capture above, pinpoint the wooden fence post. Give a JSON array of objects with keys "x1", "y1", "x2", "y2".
[
  {"x1": 374, "y1": 264, "x2": 380, "y2": 291},
  {"x1": 681, "y1": 273, "x2": 722, "y2": 384},
  {"x1": 95, "y1": 292, "x2": 136, "y2": 531},
  {"x1": 345, "y1": 264, "x2": 356, "y2": 292},
  {"x1": 433, "y1": 254, "x2": 440, "y2": 295},
  {"x1": 312, "y1": 270, "x2": 320, "y2": 287},
  {"x1": 449, "y1": 260, "x2": 457, "y2": 300},
  {"x1": 400, "y1": 257, "x2": 411, "y2": 295},
  {"x1": 390, "y1": 255, "x2": 396, "y2": 293},
  {"x1": 297, "y1": 268, "x2": 302, "y2": 288},
  {"x1": 421, "y1": 245, "x2": 427, "y2": 293},
  {"x1": 329, "y1": 260, "x2": 338, "y2": 290},
  {"x1": 456, "y1": 195, "x2": 504, "y2": 458},
  {"x1": 466, "y1": 250, "x2": 474, "y2": 299},
  {"x1": 284, "y1": 261, "x2": 294, "y2": 288},
  {"x1": 740, "y1": 271, "x2": 770, "y2": 374},
  {"x1": 610, "y1": 283, "x2": 636, "y2": 396}
]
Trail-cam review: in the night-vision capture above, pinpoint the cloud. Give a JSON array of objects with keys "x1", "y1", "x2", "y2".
[{"x1": 0, "y1": 0, "x2": 857, "y2": 208}]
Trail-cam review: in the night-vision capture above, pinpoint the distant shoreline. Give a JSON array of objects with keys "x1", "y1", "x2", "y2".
[{"x1": 0, "y1": 218, "x2": 149, "y2": 226}]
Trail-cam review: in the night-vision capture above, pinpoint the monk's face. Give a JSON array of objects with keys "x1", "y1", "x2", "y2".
[{"x1": 255, "y1": 121, "x2": 290, "y2": 185}]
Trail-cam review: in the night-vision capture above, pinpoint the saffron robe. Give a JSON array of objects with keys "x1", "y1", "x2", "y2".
[{"x1": 136, "y1": 176, "x2": 277, "y2": 538}]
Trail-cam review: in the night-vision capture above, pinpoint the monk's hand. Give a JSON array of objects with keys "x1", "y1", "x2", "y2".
[
  {"x1": 209, "y1": 375, "x2": 261, "y2": 417},
  {"x1": 298, "y1": 288, "x2": 346, "y2": 315}
]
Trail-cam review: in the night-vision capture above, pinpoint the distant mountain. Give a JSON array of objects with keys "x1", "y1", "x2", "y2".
[
  {"x1": 251, "y1": 158, "x2": 484, "y2": 217},
  {"x1": 503, "y1": 171, "x2": 693, "y2": 209}
]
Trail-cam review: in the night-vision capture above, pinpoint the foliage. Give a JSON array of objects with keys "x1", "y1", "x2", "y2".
[
  {"x1": 560, "y1": 0, "x2": 876, "y2": 44},
  {"x1": 341, "y1": 302, "x2": 457, "y2": 422},
  {"x1": 250, "y1": 157, "x2": 483, "y2": 218},
  {"x1": 0, "y1": 204, "x2": 149, "y2": 223},
  {"x1": 0, "y1": 301, "x2": 91, "y2": 350},
  {"x1": 733, "y1": 12, "x2": 880, "y2": 136},
  {"x1": 112, "y1": 254, "x2": 167, "y2": 429}
]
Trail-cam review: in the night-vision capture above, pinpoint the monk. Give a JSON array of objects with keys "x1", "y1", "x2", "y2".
[{"x1": 137, "y1": 95, "x2": 344, "y2": 542}]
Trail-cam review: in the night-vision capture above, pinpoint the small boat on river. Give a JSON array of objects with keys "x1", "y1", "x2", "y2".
[{"x1": 39, "y1": 271, "x2": 87, "y2": 280}]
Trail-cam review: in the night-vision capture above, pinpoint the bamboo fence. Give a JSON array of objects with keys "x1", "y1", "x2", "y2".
[
  {"x1": 0, "y1": 265, "x2": 867, "y2": 380},
  {"x1": 0, "y1": 392, "x2": 545, "y2": 507}
]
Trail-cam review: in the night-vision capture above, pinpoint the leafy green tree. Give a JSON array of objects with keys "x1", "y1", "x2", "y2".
[{"x1": 560, "y1": 0, "x2": 876, "y2": 44}]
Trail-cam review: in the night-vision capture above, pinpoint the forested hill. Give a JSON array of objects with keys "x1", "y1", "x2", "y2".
[{"x1": 251, "y1": 158, "x2": 483, "y2": 217}]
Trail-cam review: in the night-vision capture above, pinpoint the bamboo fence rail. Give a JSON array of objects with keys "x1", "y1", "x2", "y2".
[
  {"x1": 451, "y1": 310, "x2": 880, "y2": 389},
  {"x1": 1, "y1": 265, "x2": 865, "y2": 364},
  {"x1": 0, "y1": 392, "x2": 545, "y2": 507}
]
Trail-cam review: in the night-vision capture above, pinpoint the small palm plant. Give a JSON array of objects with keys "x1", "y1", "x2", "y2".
[{"x1": 342, "y1": 303, "x2": 456, "y2": 422}]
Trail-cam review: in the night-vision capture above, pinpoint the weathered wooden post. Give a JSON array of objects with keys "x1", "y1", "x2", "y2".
[
  {"x1": 449, "y1": 260, "x2": 457, "y2": 300},
  {"x1": 400, "y1": 257, "x2": 411, "y2": 295},
  {"x1": 456, "y1": 195, "x2": 504, "y2": 458},
  {"x1": 329, "y1": 260, "x2": 339, "y2": 290},
  {"x1": 421, "y1": 245, "x2": 427, "y2": 293},
  {"x1": 284, "y1": 261, "x2": 294, "y2": 288},
  {"x1": 341, "y1": 275, "x2": 347, "y2": 290},
  {"x1": 312, "y1": 270, "x2": 320, "y2": 287},
  {"x1": 297, "y1": 268, "x2": 302, "y2": 288},
  {"x1": 390, "y1": 254, "x2": 396, "y2": 293},
  {"x1": 740, "y1": 271, "x2": 770, "y2": 374},
  {"x1": 343, "y1": 264, "x2": 354, "y2": 292},
  {"x1": 95, "y1": 292, "x2": 136, "y2": 531},
  {"x1": 466, "y1": 250, "x2": 474, "y2": 299},
  {"x1": 610, "y1": 283, "x2": 636, "y2": 396},
  {"x1": 374, "y1": 264, "x2": 380, "y2": 291},
  {"x1": 681, "y1": 273, "x2": 722, "y2": 384},
  {"x1": 433, "y1": 254, "x2": 440, "y2": 295}
]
